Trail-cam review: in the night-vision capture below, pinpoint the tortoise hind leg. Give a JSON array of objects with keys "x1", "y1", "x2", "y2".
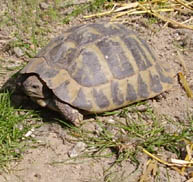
[{"x1": 51, "y1": 97, "x2": 83, "y2": 126}]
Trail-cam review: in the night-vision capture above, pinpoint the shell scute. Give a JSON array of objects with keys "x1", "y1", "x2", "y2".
[
  {"x1": 54, "y1": 80, "x2": 71, "y2": 103},
  {"x1": 71, "y1": 49, "x2": 108, "y2": 87},
  {"x1": 72, "y1": 88, "x2": 92, "y2": 110},
  {"x1": 96, "y1": 37, "x2": 135, "y2": 79},
  {"x1": 92, "y1": 88, "x2": 110, "y2": 109},
  {"x1": 137, "y1": 74, "x2": 149, "y2": 98},
  {"x1": 67, "y1": 27, "x2": 101, "y2": 46},
  {"x1": 122, "y1": 35, "x2": 153, "y2": 71},
  {"x1": 155, "y1": 64, "x2": 173, "y2": 84},
  {"x1": 149, "y1": 71, "x2": 163, "y2": 93},
  {"x1": 111, "y1": 81, "x2": 124, "y2": 106},
  {"x1": 126, "y1": 83, "x2": 137, "y2": 102}
]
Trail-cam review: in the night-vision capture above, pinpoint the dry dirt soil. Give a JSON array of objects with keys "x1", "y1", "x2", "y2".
[{"x1": 0, "y1": 2, "x2": 193, "y2": 182}]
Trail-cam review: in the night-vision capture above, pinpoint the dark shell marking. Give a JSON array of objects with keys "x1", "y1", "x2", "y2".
[
  {"x1": 72, "y1": 88, "x2": 92, "y2": 110},
  {"x1": 137, "y1": 74, "x2": 149, "y2": 98},
  {"x1": 20, "y1": 23, "x2": 173, "y2": 113},
  {"x1": 92, "y1": 88, "x2": 110, "y2": 108},
  {"x1": 126, "y1": 83, "x2": 137, "y2": 102},
  {"x1": 96, "y1": 37, "x2": 135, "y2": 79},
  {"x1": 72, "y1": 49, "x2": 108, "y2": 87}
]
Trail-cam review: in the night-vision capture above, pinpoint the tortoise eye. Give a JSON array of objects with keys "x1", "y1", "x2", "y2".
[{"x1": 32, "y1": 85, "x2": 39, "y2": 89}]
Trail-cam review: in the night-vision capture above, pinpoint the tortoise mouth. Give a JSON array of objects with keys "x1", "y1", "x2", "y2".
[{"x1": 23, "y1": 90, "x2": 45, "y2": 99}]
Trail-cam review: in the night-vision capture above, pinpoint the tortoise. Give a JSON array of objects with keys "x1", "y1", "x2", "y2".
[{"x1": 19, "y1": 22, "x2": 173, "y2": 125}]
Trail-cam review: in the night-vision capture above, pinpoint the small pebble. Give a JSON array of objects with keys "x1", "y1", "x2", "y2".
[
  {"x1": 73, "y1": 0, "x2": 90, "y2": 5},
  {"x1": 95, "y1": 124, "x2": 103, "y2": 135},
  {"x1": 13, "y1": 47, "x2": 24, "y2": 57},
  {"x1": 39, "y1": 2, "x2": 49, "y2": 10},
  {"x1": 24, "y1": 130, "x2": 33, "y2": 137},
  {"x1": 68, "y1": 142, "x2": 86, "y2": 158},
  {"x1": 136, "y1": 105, "x2": 148, "y2": 112},
  {"x1": 107, "y1": 118, "x2": 115, "y2": 124},
  {"x1": 24, "y1": 128, "x2": 35, "y2": 137}
]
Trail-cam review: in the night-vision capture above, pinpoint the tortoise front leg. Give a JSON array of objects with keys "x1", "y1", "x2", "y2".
[{"x1": 52, "y1": 97, "x2": 83, "y2": 126}]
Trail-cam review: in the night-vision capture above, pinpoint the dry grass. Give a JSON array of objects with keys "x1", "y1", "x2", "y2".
[{"x1": 84, "y1": 0, "x2": 193, "y2": 30}]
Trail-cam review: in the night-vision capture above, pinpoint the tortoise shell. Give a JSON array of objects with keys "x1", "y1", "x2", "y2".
[{"x1": 20, "y1": 23, "x2": 173, "y2": 113}]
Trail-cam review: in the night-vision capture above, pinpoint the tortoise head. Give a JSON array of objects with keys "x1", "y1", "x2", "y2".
[{"x1": 22, "y1": 74, "x2": 50, "y2": 107}]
